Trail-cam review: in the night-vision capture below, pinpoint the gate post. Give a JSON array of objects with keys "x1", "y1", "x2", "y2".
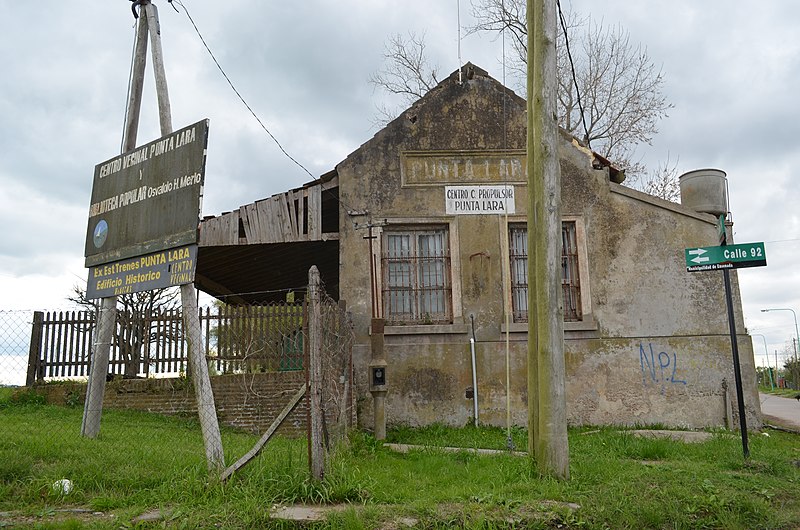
[
  {"x1": 308, "y1": 266, "x2": 325, "y2": 480},
  {"x1": 26, "y1": 311, "x2": 44, "y2": 386}
]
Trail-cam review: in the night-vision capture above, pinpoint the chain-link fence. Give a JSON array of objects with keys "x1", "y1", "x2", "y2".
[
  {"x1": 0, "y1": 310, "x2": 36, "y2": 388},
  {"x1": 0, "y1": 275, "x2": 354, "y2": 480}
]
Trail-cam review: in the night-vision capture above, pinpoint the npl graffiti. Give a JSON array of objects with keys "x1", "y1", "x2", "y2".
[{"x1": 639, "y1": 343, "x2": 687, "y2": 386}]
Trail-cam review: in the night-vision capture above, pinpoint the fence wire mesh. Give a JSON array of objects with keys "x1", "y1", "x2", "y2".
[{"x1": 0, "y1": 282, "x2": 354, "y2": 481}]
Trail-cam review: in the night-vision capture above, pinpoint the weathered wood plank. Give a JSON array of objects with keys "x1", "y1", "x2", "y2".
[
  {"x1": 239, "y1": 205, "x2": 254, "y2": 243},
  {"x1": 308, "y1": 185, "x2": 322, "y2": 240},
  {"x1": 286, "y1": 190, "x2": 299, "y2": 240}
]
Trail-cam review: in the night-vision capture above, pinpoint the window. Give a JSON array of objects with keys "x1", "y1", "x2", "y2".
[
  {"x1": 509, "y1": 226, "x2": 529, "y2": 322},
  {"x1": 509, "y1": 221, "x2": 583, "y2": 323},
  {"x1": 382, "y1": 227, "x2": 452, "y2": 324}
]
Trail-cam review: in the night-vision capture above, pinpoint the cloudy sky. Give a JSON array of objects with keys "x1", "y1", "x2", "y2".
[{"x1": 1, "y1": 1, "x2": 798, "y2": 367}]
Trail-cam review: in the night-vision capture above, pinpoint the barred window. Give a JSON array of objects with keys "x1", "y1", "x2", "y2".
[
  {"x1": 509, "y1": 221, "x2": 583, "y2": 323},
  {"x1": 382, "y1": 227, "x2": 452, "y2": 324}
]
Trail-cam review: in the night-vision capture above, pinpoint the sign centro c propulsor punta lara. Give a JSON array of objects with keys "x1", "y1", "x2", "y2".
[{"x1": 84, "y1": 119, "x2": 209, "y2": 299}]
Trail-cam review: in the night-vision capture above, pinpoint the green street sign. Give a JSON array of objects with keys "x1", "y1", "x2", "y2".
[{"x1": 685, "y1": 242, "x2": 767, "y2": 272}]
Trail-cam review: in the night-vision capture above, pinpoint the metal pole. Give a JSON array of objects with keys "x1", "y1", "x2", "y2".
[
  {"x1": 722, "y1": 269, "x2": 749, "y2": 458},
  {"x1": 469, "y1": 314, "x2": 478, "y2": 427},
  {"x1": 720, "y1": 215, "x2": 748, "y2": 458},
  {"x1": 751, "y1": 334, "x2": 773, "y2": 390}
]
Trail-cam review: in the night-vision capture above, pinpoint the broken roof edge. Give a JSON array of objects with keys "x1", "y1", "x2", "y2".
[
  {"x1": 201, "y1": 169, "x2": 338, "y2": 224},
  {"x1": 562, "y1": 131, "x2": 626, "y2": 184}
]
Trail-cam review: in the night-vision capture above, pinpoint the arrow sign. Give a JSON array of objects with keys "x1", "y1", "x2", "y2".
[
  {"x1": 685, "y1": 242, "x2": 767, "y2": 272},
  {"x1": 688, "y1": 248, "x2": 709, "y2": 264}
]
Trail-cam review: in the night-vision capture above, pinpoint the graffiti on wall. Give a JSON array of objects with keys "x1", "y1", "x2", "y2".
[{"x1": 639, "y1": 343, "x2": 687, "y2": 387}]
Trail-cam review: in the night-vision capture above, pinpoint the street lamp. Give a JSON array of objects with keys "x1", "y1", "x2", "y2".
[
  {"x1": 750, "y1": 333, "x2": 773, "y2": 389},
  {"x1": 761, "y1": 308, "x2": 800, "y2": 388}
]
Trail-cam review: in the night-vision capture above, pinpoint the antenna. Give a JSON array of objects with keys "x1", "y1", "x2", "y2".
[{"x1": 457, "y1": 0, "x2": 463, "y2": 84}]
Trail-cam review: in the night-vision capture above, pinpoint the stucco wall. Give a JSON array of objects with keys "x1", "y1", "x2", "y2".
[{"x1": 337, "y1": 67, "x2": 760, "y2": 431}]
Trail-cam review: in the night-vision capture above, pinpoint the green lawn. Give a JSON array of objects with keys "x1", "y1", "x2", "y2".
[{"x1": 1, "y1": 392, "x2": 799, "y2": 529}]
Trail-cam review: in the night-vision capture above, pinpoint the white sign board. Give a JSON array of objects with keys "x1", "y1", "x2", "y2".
[{"x1": 445, "y1": 185, "x2": 515, "y2": 215}]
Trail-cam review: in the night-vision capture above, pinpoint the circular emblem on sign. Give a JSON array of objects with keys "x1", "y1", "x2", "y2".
[{"x1": 93, "y1": 220, "x2": 109, "y2": 248}]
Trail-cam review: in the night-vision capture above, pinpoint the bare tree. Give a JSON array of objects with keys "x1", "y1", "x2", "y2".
[
  {"x1": 69, "y1": 285, "x2": 180, "y2": 377},
  {"x1": 368, "y1": 31, "x2": 440, "y2": 126},
  {"x1": 370, "y1": 1, "x2": 676, "y2": 198},
  {"x1": 639, "y1": 155, "x2": 680, "y2": 202}
]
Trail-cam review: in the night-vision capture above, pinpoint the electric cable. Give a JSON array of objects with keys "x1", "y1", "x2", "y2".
[
  {"x1": 166, "y1": 0, "x2": 364, "y2": 220},
  {"x1": 556, "y1": 0, "x2": 591, "y2": 149},
  {"x1": 170, "y1": 0, "x2": 315, "y2": 180}
]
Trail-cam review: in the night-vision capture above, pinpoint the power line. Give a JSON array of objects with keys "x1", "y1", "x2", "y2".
[
  {"x1": 167, "y1": 1, "x2": 364, "y2": 218},
  {"x1": 555, "y1": 0, "x2": 590, "y2": 149},
  {"x1": 170, "y1": 0, "x2": 315, "y2": 180}
]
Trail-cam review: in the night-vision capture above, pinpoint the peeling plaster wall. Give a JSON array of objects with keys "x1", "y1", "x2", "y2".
[{"x1": 338, "y1": 66, "x2": 760, "y2": 431}]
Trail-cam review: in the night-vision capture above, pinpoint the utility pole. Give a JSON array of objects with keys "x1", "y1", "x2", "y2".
[{"x1": 526, "y1": 0, "x2": 569, "y2": 479}]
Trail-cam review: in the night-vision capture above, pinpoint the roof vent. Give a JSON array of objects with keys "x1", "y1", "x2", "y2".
[{"x1": 679, "y1": 168, "x2": 728, "y2": 217}]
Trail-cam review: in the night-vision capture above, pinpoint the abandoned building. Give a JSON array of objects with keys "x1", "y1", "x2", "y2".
[{"x1": 196, "y1": 63, "x2": 761, "y2": 431}]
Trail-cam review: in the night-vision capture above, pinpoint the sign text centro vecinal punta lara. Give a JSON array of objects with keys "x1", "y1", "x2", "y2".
[{"x1": 84, "y1": 119, "x2": 208, "y2": 299}]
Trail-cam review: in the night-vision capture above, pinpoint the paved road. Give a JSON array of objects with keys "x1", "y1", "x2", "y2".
[{"x1": 760, "y1": 392, "x2": 800, "y2": 431}]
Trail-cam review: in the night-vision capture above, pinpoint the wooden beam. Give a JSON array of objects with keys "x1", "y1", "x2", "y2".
[{"x1": 220, "y1": 384, "x2": 307, "y2": 482}]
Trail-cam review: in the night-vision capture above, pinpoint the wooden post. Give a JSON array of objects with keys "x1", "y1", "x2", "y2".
[
  {"x1": 221, "y1": 383, "x2": 307, "y2": 482},
  {"x1": 182, "y1": 284, "x2": 225, "y2": 473},
  {"x1": 123, "y1": 3, "x2": 149, "y2": 150},
  {"x1": 526, "y1": 0, "x2": 569, "y2": 479},
  {"x1": 26, "y1": 311, "x2": 44, "y2": 386},
  {"x1": 308, "y1": 266, "x2": 325, "y2": 480},
  {"x1": 144, "y1": 1, "x2": 224, "y2": 474},
  {"x1": 143, "y1": 2, "x2": 172, "y2": 133},
  {"x1": 80, "y1": 3, "x2": 149, "y2": 438},
  {"x1": 81, "y1": 297, "x2": 117, "y2": 437}
]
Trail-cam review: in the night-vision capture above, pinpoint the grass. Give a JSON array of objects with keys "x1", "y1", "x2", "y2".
[
  {"x1": 1, "y1": 393, "x2": 799, "y2": 529},
  {"x1": 760, "y1": 384, "x2": 800, "y2": 399}
]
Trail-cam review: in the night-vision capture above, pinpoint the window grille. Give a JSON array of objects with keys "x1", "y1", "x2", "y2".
[
  {"x1": 382, "y1": 227, "x2": 452, "y2": 324},
  {"x1": 509, "y1": 221, "x2": 582, "y2": 322}
]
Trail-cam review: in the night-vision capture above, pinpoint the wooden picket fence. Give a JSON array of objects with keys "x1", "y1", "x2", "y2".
[{"x1": 26, "y1": 303, "x2": 307, "y2": 384}]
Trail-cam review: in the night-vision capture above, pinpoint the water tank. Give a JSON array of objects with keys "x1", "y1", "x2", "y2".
[{"x1": 679, "y1": 168, "x2": 728, "y2": 216}]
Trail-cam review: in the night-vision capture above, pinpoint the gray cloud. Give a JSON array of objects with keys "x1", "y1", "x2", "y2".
[{"x1": 1, "y1": 0, "x2": 798, "y2": 356}]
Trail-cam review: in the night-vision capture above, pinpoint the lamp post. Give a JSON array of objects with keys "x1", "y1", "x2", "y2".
[
  {"x1": 761, "y1": 308, "x2": 800, "y2": 389},
  {"x1": 750, "y1": 333, "x2": 773, "y2": 389}
]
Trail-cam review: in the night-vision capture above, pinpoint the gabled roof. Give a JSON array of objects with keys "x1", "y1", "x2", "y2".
[{"x1": 195, "y1": 62, "x2": 624, "y2": 304}]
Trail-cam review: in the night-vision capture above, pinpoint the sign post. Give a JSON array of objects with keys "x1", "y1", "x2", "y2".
[
  {"x1": 686, "y1": 221, "x2": 767, "y2": 459},
  {"x1": 81, "y1": 1, "x2": 223, "y2": 474}
]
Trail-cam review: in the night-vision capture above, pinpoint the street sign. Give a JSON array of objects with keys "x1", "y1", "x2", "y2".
[{"x1": 685, "y1": 242, "x2": 767, "y2": 272}]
